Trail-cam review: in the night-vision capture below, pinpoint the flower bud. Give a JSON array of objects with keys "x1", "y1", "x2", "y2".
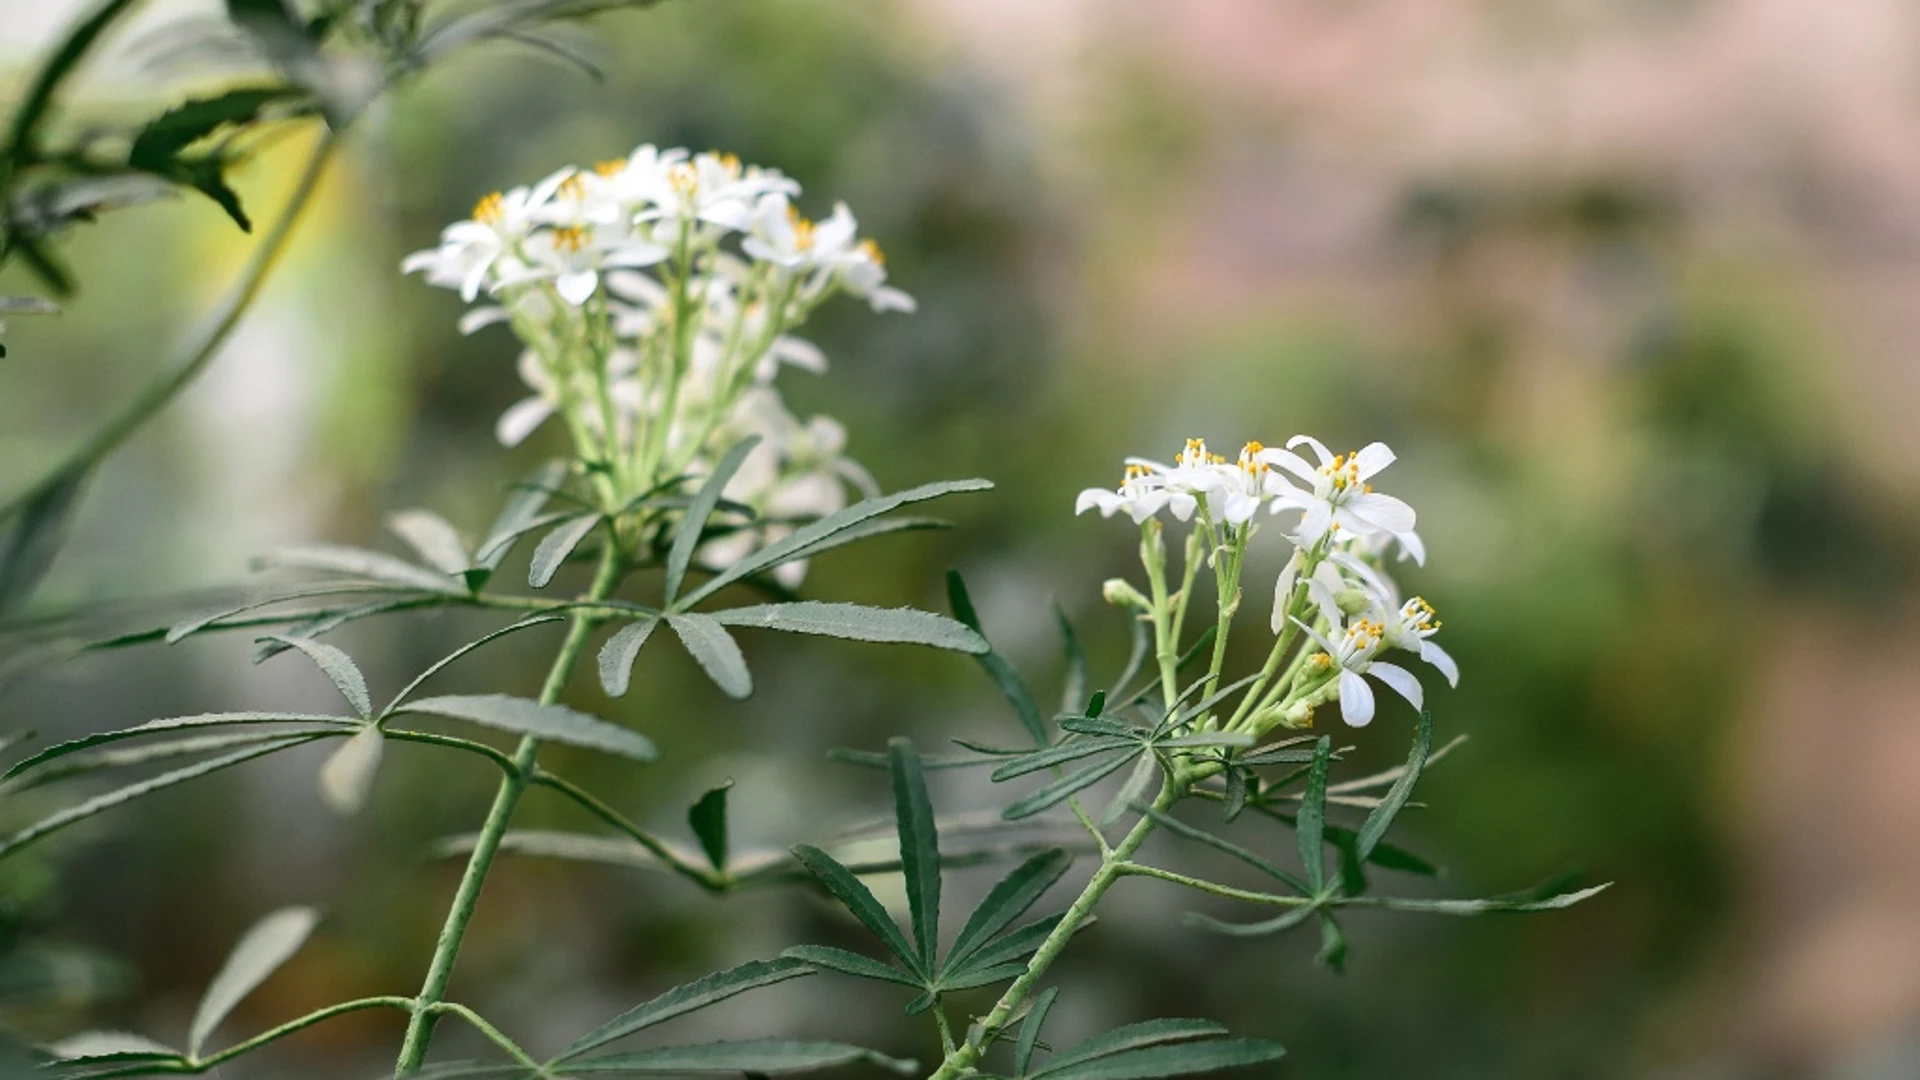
[{"x1": 1103, "y1": 578, "x2": 1150, "y2": 610}]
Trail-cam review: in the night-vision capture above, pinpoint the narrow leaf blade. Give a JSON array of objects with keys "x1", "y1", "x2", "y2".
[
  {"x1": 188, "y1": 907, "x2": 319, "y2": 1054},
  {"x1": 398, "y1": 694, "x2": 656, "y2": 762},
  {"x1": 711, "y1": 602, "x2": 987, "y2": 653},
  {"x1": 888, "y1": 738, "x2": 942, "y2": 971},
  {"x1": 557, "y1": 957, "x2": 814, "y2": 1060},
  {"x1": 667, "y1": 613, "x2": 752, "y2": 700},
  {"x1": 665, "y1": 437, "x2": 758, "y2": 604},
  {"x1": 1356, "y1": 711, "x2": 1431, "y2": 863},
  {"x1": 598, "y1": 618, "x2": 661, "y2": 697}
]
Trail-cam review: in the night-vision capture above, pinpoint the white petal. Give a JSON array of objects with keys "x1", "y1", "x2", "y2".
[
  {"x1": 868, "y1": 286, "x2": 916, "y2": 313},
  {"x1": 1338, "y1": 669, "x2": 1374, "y2": 727},
  {"x1": 1258, "y1": 448, "x2": 1321, "y2": 485},
  {"x1": 1369, "y1": 662, "x2": 1424, "y2": 711},
  {"x1": 1076, "y1": 489, "x2": 1107, "y2": 515},
  {"x1": 1344, "y1": 492, "x2": 1416, "y2": 535},
  {"x1": 556, "y1": 270, "x2": 598, "y2": 306},
  {"x1": 771, "y1": 335, "x2": 828, "y2": 373},
  {"x1": 1397, "y1": 529, "x2": 1427, "y2": 565},
  {"x1": 1294, "y1": 501, "x2": 1333, "y2": 544},
  {"x1": 1270, "y1": 558, "x2": 1301, "y2": 634},
  {"x1": 457, "y1": 306, "x2": 510, "y2": 335},
  {"x1": 495, "y1": 397, "x2": 554, "y2": 447},
  {"x1": 1420, "y1": 640, "x2": 1459, "y2": 687},
  {"x1": 1286, "y1": 435, "x2": 1333, "y2": 466},
  {"x1": 1223, "y1": 491, "x2": 1258, "y2": 525},
  {"x1": 1291, "y1": 616, "x2": 1339, "y2": 657},
  {"x1": 1351, "y1": 442, "x2": 1396, "y2": 480}
]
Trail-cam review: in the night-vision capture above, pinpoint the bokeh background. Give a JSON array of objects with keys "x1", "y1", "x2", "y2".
[{"x1": 4, "y1": 0, "x2": 1920, "y2": 1077}]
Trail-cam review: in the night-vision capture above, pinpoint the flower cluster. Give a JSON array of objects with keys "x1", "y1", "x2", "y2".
[
  {"x1": 1077, "y1": 435, "x2": 1454, "y2": 729},
  {"x1": 405, "y1": 146, "x2": 913, "y2": 584}
]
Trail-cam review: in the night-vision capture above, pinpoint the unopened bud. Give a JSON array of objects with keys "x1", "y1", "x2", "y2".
[
  {"x1": 1103, "y1": 578, "x2": 1150, "y2": 610},
  {"x1": 1335, "y1": 587, "x2": 1372, "y2": 617}
]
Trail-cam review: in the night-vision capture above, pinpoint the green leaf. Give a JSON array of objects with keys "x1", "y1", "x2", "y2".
[
  {"x1": 475, "y1": 460, "x2": 569, "y2": 568},
  {"x1": 945, "y1": 849, "x2": 1070, "y2": 972},
  {"x1": 0, "y1": 466, "x2": 83, "y2": 616},
  {"x1": 387, "y1": 509, "x2": 471, "y2": 576},
  {"x1": 778, "y1": 945, "x2": 921, "y2": 988},
  {"x1": 950, "y1": 913, "x2": 1065, "y2": 972},
  {"x1": 188, "y1": 906, "x2": 318, "y2": 1055},
  {"x1": 264, "y1": 543, "x2": 466, "y2": 594},
  {"x1": 990, "y1": 738, "x2": 1134, "y2": 782},
  {"x1": 164, "y1": 585, "x2": 402, "y2": 644},
  {"x1": 317, "y1": 725, "x2": 382, "y2": 815},
  {"x1": 1100, "y1": 754, "x2": 1161, "y2": 826},
  {"x1": 1181, "y1": 906, "x2": 1318, "y2": 939},
  {"x1": 772, "y1": 515, "x2": 950, "y2": 566},
  {"x1": 667, "y1": 613, "x2": 752, "y2": 700},
  {"x1": 1057, "y1": 717, "x2": 1133, "y2": 739},
  {"x1": 665, "y1": 437, "x2": 758, "y2": 604},
  {"x1": 888, "y1": 738, "x2": 942, "y2": 971},
  {"x1": 385, "y1": 614, "x2": 568, "y2": 714},
  {"x1": 1053, "y1": 604, "x2": 1087, "y2": 716},
  {"x1": 0, "y1": 734, "x2": 325, "y2": 860},
  {"x1": 1106, "y1": 614, "x2": 1150, "y2": 703},
  {"x1": 4, "y1": 713, "x2": 354, "y2": 780},
  {"x1": 1344, "y1": 882, "x2": 1610, "y2": 915},
  {"x1": 127, "y1": 86, "x2": 301, "y2": 183},
  {"x1": 260, "y1": 635, "x2": 371, "y2": 717},
  {"x1": 936, "y1": 960, "x2": 1030, "y2": 992},
  {"x1": 6, "y1": 0, "x2": 142, "y2": 159},
  {"x1": 1315, "y1": 912, "x2": 1347, "y2": 972},
  {"x1": 711, "y1": 602, "x2": 987, "y2": 654},
  {"x1": 1297, "y1": 737, "x2": 1331, "y2": 895},
  {"x1": 3, "y1": 730, "x2": 316, "y2": 791},
  {"x1": 557, "y1": 958, "x2": 815, "y2": 1060},
  {"x1": 529, "y1": 513, "x2": 602, "y2": 588},
  {"x1": 678, "y1": 480, "x2": 992, "y2": 609},
  {"x1": 1031, "y1": 1037, "x2": 1285, "y2": 1079},
  {"x1": 48, "y1": 1031, "x2": 181, "y2": 1064},
  {"x1": 788, "y1": 845, "x2": 921, "y2": 974},
  {"x1": 1140, "y1": 809, "x2": 1309, "y2": 894},
  {"x1": 1032, "y1": 1020, "x2": 1228, "y2": 1076},
  {"x1": 1014, "y1": 986, "x2": 1059, "y2": 1076},
  {"x1": 599, "y1": 618, "x2": 661, "y2": 697},
  {"x1": 947, "y1": 570, "x2": 1045, "y2": 746},
  {"x1": 1356, "y1": 711, "x2": 1430, "y2": 864},
  {"x1": 557, "y1": 1037, "x2": 915, "y2": 1075},
  {"x1": 396, "y1": 695, "x2": 656, "y2": 762},
  {"x1": 1003, "y1": 751, "x2": 1138, "y2": 821},
  {"x1": 687, "y1": 782, "x2": 731, "y2": 873}
]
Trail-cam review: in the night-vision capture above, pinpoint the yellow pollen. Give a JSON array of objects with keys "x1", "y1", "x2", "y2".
[
  {"x1": 558, "y1": 173, "x2": 586, "y2": 199},
  {"x1": 859, "y1": 238, "x2": 885, "y2": 265},
  {"x1": 669, "y1": 163, "x2": 698, "y2": 195},
  {"x1": 712, "y1": 151, "x2": 741, "y2": 177},
  {"x1": 551, "y1": 226, "x2": 588, "y2": 253},
  {"x1": 594, "y1": 160, "x2": 624, "y2": 177},
  {"x1": 473, "y1": 192, "x2": 504, "y2": 224}
]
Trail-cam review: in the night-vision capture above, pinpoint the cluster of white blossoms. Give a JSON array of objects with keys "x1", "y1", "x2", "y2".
[
  {"x1": 1077, "y1": 435, "x2": 1455, "y2": 728},
  {"x1": 404, "y1": 145, "x2": 912, "y2": 585}
]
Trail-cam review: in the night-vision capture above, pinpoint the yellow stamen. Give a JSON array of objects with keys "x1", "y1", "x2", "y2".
[
  {"x1": 473, "y1": 192, "x2": 504, "y2": 224},
  {"x1": 551, "y1": 226, "x2": 588, "y2": 253}
]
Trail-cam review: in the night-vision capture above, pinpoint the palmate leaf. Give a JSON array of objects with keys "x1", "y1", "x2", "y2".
[
  {"x1": 556, "y1": 958, "x2": 815, "y2": 1060},
  {"x1": 3, "y1": 730, "x2": 317, "y2": 792},
  {"x1": 188, "y1": 906, "x2": 318, "y2": 1055},
  {"x1": 945, "y1": 849, "x2": 1071, "y2": 972},
  {"x1": 788, "y1": 846, "x2": 921, "y2": 975},
  {"x1": 947, "y1": 570, "x2": 1045, "y2": 746},
  {"x1": 950, "y1": 913, "x2": 1066, "y2": 973},
  {"x1": 474, "y1": 459, "x2": 570, "y2": 569},
  {"x1": 557, "y1": 1038, "x2": 915, "y2": 1075},
  {"x1": 1031, "y1": 1020, "x2": 1227, "y2": 1076},
  {"x1": 990, "y1": 738, "x2": 1133, "y2": 781},
  {"x1": 711, "y1": 602, "x2": 987, "y2": 654},
  {"x1": 779, "y1": 945, "x2": 919, "y2": 988},
  {"x1": 4, "y1": 712, "x2": 356, "y2": 780},
  {"x1": 164, "y1": 584, "x2": 409, "y2": 644},
  {"x1": 889, "y1": 739, "x2": 942, "y2": 971},
  {"x1": 1002, "y1": 751, "x2": 1138, "y2": 821},
  {"x1": 1028, "y1": 1037, "x2": 1286, "y2": 1079},
  {"x1": 395, "y1": 695, "x2": 655, "y2": 762}
]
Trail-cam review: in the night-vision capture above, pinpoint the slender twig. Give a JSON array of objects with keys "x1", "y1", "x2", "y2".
[
  {"x1": 527, "y1": 768, "x2": 724, "y2": 891},
  {"x1": 1112, "y1": 861, "x2": 1310, "y2": 908},
  {"x1": 70, "y1": 997, "x2": 415, "y2": 1078},
  {"x1": 425, "y1": 1001, "x2": 550, "y2": 1076}
]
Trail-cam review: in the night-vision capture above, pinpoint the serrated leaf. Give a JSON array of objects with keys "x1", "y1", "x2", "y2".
[
  {"x1": 950, "y1": 913, "x2": 1065, "y2": 972},
  {"x1": 557, "y1": 1038, "x2": 915, "y2": 1075},
  {"x1": 261, "y1": 635, "x2": 370, "y2": 717},
  {"x1": 164, "y1": 585, "x2": 399, "y2": 644},
  {"x1": 947, "y1": 570, "x2": 1045, "y2": 746},
  {"x1": 990, "y1": 738, "x2": 1134, "y2": 782},
  {"x1": 1057, "y1": 717, "x2": 1134, "y2": 739},
  {"x1": 127, "y1": 86, "x2": 300, "y2": 174},
  {"x1": 772, "y1": 515, "x2": 950, "y2": 567},
  {"x1": 888, "y1": 739, "x2": 942, "y2": 971},
  {"x1": 1031, "y1": 1037, "x2": 1285, "y2": 1079},
  {"x1": 387, "y1": 509, "x2": 471, "y2": 576},
  {"x1": 5, "y1": 730, "x2": 321, "y2": 791},
  {"x1": 265, "y1": 544, "x2": 466, "y2": 594},
  {"x1": 665, "y1": 437, "x2": 758, "y2": 604},
  {"x1": 667, "y1": 613, "x2": 751, "y2": 699},
  {"x1": 778, "y1": 945, "x2": 921, "y2": 988},
  {"x1": 1297, "y1": 737, "x2": 1331, "y2": 895},
  {"x1": 396, "y1": 695, "x2": 656, "y2": 762},
  {"x1": 557, "y1": 958, "x2": 814, "y2": 1060},
  {"x1": 710, "y1": 602, "x2": 987, "y2": 654},
  {"x1": 0, "y1": 466, "x2": 84, "y2": 616},
  {"x1": 1015, "y1": 986, "x2": 1059, "y2": 1076},
  {"x1": 687, "y1": 782, "x2": 730, "y2": 873},
  {"x1": 317, "y1": 725, "x2": 382, "y2": 814},
  {"x1": 598, "y1": 617, "x2": 661, "y2": 697},
  {"x1": 945, "y1": 849, "x2": 1070, "y2": 973},
  {"x1": 1346, "y1": 882, "x2": 1611, "y2": 915},
  {"x1": 7, "y1": 0, "x2": 142, "y2": 160},
  {"x1": 476, "y1": 460, "x2": 569, "y2": 568},
  {"x1": 3, "y1": 713, "x2": 354, "y2": 781},
  {"x1": 1356, "y1": 711, "x2": 1431, "y2": 863},
  {"x1": 1032, "y1": 1020, "x2": 1228, "y2": 1076},
  {"x1": 529, "y1": 513, "x2": 602, "y2": 588},
  {"x1": 1003, "y1": 751, "x2": 1137, "y2": 821},
  {"x1": 188, "y1": 906, "x2": 318, "y2": 1055},
  {"x1": 788, "y1": 845, "x2": 921, "y2": 974},
  {"x1": 678, "y1": 480, "x2": 992, "y2": 609}
]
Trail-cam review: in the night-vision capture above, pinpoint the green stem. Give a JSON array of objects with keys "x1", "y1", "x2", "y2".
[
  {"x1": 924, "y1": 777, "x2": 1185, "y2": 1080},
  {"x1": 1112, "y1": 861, "x2": 1308, "y2": 908},
  {"x1": 426, "y1": 1001, "x2": 549, "y2": 1075},
  {"x1": 394, "y1": 539, "x2": 626, "y2": 1074},
  {"x1": 78, "y1": 997, "x2": 415, "y2": 1078},
  {"x1": 0, "y1": 126, "x2": 341, "y2": 525},
  {"x1": 528, "y1": 768, "x2": 724, "y2": 891}
]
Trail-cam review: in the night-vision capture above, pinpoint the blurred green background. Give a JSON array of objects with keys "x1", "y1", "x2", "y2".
[{"x1": 4, "y1": 0, "x2": 1920, "y2": 1077}]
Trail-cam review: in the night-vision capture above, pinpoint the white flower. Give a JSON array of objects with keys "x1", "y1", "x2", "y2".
[
  {"x1": 1260, "y1": 437, "x2": 1417, "y2": 548},
  {"x1": 1297, "y1": 615, "x2": 1424, "y2": 728},
  {"x1": 635, "y1": 151, "x2": 796, "y2": 235},
  {"x1": 1382, "y1": 594, "x2": 1458, "y2": 688},
  {"x1": 402, "y1": 170, "x2": 568, "y2": 301},
  {"x1": 498, "y1": 173, "x2": 671, "y2": 305},
  {"x1": 1269, "y1": 548, "x2": 1349, "y2": 633},
  {"x1": 1200, "y1": 441, "x2": 1292, "y2": 525},
  {"x1": 743, "y1": 196, "x2": 915, "y2": 312},
  {"x1": 495, "y1": 346, "x2": 641, "y2": 447}
]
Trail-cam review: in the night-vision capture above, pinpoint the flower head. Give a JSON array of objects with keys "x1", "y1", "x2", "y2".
[{"x1": 1260, "y1": 437, "x2": 1417, "y2": 549}]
